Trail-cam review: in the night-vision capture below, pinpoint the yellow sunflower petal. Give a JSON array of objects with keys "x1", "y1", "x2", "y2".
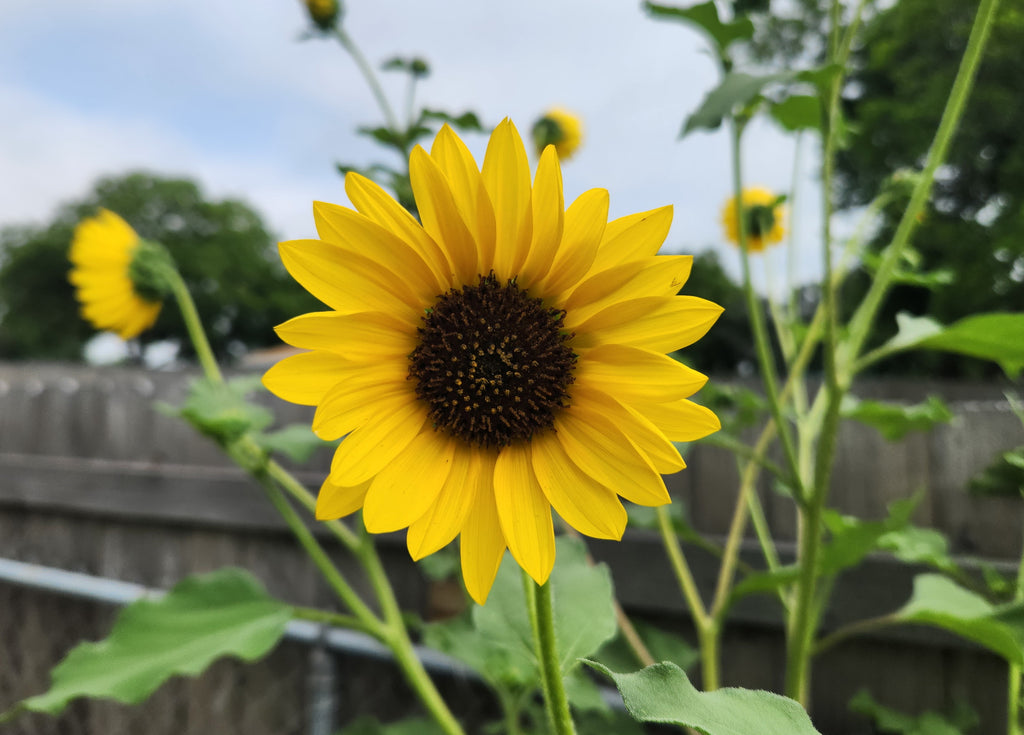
[
  {"x1": 460, "y1": 455, "x2": 506, "y2": 605},
  {"x1": 570, "y1": 385, "x2": 686, "y2": 475},
  {"x1": 278, "y1": 239, "x2": 419, "y2": 319},
  {"x1": 630, "y1": 398, "x2": 722, "y2": 442},
  {"x1": 517, "y1": 145, "x2": 564, "y2": 289},
  {"x1": 312, "y1": 377, "x2": 410, "y2": 440},
  {"x1": 573, "y1": 296, "x2": 723, "y2": 352},
  {"x1": 328, "y1": 398, "x2": 427, "y2": 486},
  {"x1": 407, "y1": 446, "x2": 482, "y2": 560},
  {"x1": 363, "y1": 429, "x2": 456, "y2": 533},
  {"x1": 312, "y1": 202, "x2": 442, "y2": 302},
  {"x1": 409, "y1": 146, "x2": 479, "y2": 286},
  {"x1": 554, "y1": 402, "x2": 671, "y2": 507},
  {"x1": 344, "y1": 172, "x2": 453, "y2": 285},
  {"x1": 484, "y1": 119, "x2": 534, "y2": 280},
  {"x1": 274, "y1": 311, "x2": 417, "y2": 357},
  {"x1": 493, "y1": 443, "x2": 555, "y2": 585},
  {"x1": 587, "y1": 205, "x2": 673, "y2": 275},
  {"x1": 540, "y1": 188, "x2": 608, "y2": 296},
  {"x1": 564, "y1": 255, "x2": 694, "y2": 327},
  {"x1": 531, "y1": 432, "x2": 627, "y2": 540},
  {"x1": 262, "y1": 351, "x2": 350, "y2": 406},
  {"x1": 576, "y1": 344, "x2": 707, "y2": 402},
  {"x1": 315, "y1": 477, "x2": 371, "y2": 520},
  {"x1": 431, "y1": 124, "x2": 497, "y2": 273}
]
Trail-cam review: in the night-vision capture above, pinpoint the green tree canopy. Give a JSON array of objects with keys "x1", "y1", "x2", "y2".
[
  {"x1": 0, "y1": 172, "x2": 317, "y2": 362},
  {"x1": 835, "y1": 0, "x2": 1024, "y2": 376}
]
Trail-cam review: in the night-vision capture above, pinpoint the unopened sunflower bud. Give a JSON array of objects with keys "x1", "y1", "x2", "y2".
[
  {"x1": 531, "y1": 108, "x2": 583, "y2": 161},
  {"x1": 304, "y1": 0, "x2": 341, "y2": 31}
]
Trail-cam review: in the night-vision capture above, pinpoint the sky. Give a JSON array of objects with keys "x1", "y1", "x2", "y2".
[{"x1": 0, "y1": 0, "x2": 825, "y2": 294}]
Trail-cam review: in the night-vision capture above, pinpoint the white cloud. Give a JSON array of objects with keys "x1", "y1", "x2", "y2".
[{"x1": 0, "y1": 0, "x2": 826, "y2": 286}]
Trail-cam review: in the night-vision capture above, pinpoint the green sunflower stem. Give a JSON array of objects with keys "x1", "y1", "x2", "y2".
[
  {"x1": 167, "y1": 270, "x2": 223, "y2": 385},
  {"x1": 248, "y1": 448, "x2": 465, "y2": 735},
  {"x1": 333, "y1": 27, "x2": 402, "y2": 137},
  {"x1": 524, "y1": 572, "x2": 577, "y2": 735},
  {"x1": 729, "y1": 122, "x2": 804, "y2": 502}
]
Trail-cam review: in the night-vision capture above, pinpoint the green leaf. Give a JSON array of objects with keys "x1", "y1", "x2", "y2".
[
  {"x1": 820, "y1": 496, "x2": 918, "y2": 576},
  {"x1": 576, "y1": 709, "x2": 647, "y2": 735},
  {"x1": 683, "y1": 71, "x2": 795, "y2": 135},
  {"x1": 593, "y1": 620, "x2": 699, "y2": 674},
  {"x1": 895, "y1": 574, "x2": 1024, "y2": 665},
  {"x1": 882, "y1": 312, "x2": 1024, "y2": 378},
  {"x1": 587, "y1": 661, "x2": 821, "y2": 734},
  {"x1": 841, "y1": 395, "x2": 954, "y2": 441},
  {"x1": 381, "y1": 56, "x2": 430, "y2": 78},
  {"x1": 8, "y1": 569, "x2": 291, "y2": 717},
  {"x1": 770, "y1": 95, "x2": 821, "y2": 132},
  {"x1": 877, "y1": 527, "x2": 958, "y2": 574},
  {"x1": 476, "y1": 537, "x2": 618, "y2": 675},
  {"x1": 419, "y1": 109, "x2": 484, "y2": 132},
  {"x1": 253, "y1": 423, "x2": 333, "y2": 463},
  {"x1": 644, "y1": 1, "x2": 754, "y2": 56},
  {"x1": 563, "y1": 669, "x2": 611, "y2": 714},
  {"x1": 158, "y1": 376, "x2": 273, "y2": 445},
  {"x1": 727, "y1": 565, "x2": 800, "y2": 612},
  {"x1": 969, "y1": 446, "x2": 1024, "y2": 497},
  {"x1": 848, "y1": 689, "x2": 976, "y2": 735},
  {"x1": 424, "y1": 537, "x2": 617, "y2": 694}
]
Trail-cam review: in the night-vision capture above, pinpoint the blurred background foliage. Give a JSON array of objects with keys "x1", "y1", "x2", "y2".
[{"x1": 0, "y1": 172, "x2": 317, "y2": 362}]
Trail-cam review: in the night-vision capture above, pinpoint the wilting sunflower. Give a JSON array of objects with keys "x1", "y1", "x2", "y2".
[
  {"x1": 531, "y1": 108, "x2": 583, "y2": 161},
  {"x1": 264, "y1": 120, "x2": 721, "y2": 603},
  {"x1": 68, "y1": 209, "x2": 164, "y2": 340},
  {"x1": 720, "y1": 186, "x2": 786, "y2": 252}
]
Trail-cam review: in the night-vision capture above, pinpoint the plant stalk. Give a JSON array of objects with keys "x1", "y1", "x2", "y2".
[{"x1": 524, "y1": 573, "x2": 576, "y2": 735}]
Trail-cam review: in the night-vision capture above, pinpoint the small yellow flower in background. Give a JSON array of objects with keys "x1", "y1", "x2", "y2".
[
  {"x1": 264, "y1": 120, "x2": 722, "y2": 604},
  {"x1": 720, "y1": 186, "x2": 786, "y2": 252},
  {"x1": 68, "y1": 209, "x2": 165, "y2": 340},
  {"x1": 304, "y1": 0, "x2": 340, "y2": 31},
  {"x1": 531, "y1": 108, "x2": 584, "y2": 161}
]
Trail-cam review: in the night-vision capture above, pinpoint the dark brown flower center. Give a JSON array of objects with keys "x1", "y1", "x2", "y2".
[{"x1": 408, "y1": 273, "x2": 577, "y2": 449}]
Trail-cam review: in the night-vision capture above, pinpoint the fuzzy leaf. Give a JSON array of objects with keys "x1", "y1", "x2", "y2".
[
  {"x1": 644, "y1": 1, "x2": 754, "y2": 56},
  {"x1": 842, "y1": 395, "x2": 954, "y2": 441},
  {"x1": 770, "y1": 95, "x2": 821, "y2": 131},
  {"x1": 254, "y1": 423, "x2": 333, "y2": 463},
  {"x1": 587, "y1": 661, "x2": 821, "y2": 733},
  {"x1": 883, "y1": 312, "x2": 1024, "y2": 378},
  {"x1": 7, "y1": 569, "x2": 291, "y2": 718},
  {"x1": 895, "y1": 575, "x2": 1024, "y2": 665},
  {"x1": 159, "y1": 376, "x2": 272, "y2": 445}
]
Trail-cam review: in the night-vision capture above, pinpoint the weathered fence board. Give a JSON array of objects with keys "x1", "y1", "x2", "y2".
[{"x1": 1, "y1": 361, "x2": 1022, "y2": 733}]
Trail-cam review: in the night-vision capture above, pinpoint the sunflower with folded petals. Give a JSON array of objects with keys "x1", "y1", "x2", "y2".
[
  {"x1": 68, "y1": 209, "x2": 165, "y2": 340},
  {"x1": 264, "y1": 120, "x2": 722, "y2": 603},
  {"x1": 720, "y1": 186, "x2": 786, "y2": 252}
]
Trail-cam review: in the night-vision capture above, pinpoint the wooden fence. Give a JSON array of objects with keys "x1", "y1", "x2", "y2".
[{"x1": 0, "y1": 361, "x2": 1022, "y2": 734}]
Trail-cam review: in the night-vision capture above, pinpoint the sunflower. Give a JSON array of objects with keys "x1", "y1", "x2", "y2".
[
  {"x1": 720, "y1": 186, "x2": 786, "y2": 252},
  {"x1": 264, "y1": 120, "x2": 722, "y2": 603},
  {"x1": 531, "y1": 108, "x2": 584, "y2": 161},
  {"x1": 68, "y1": 209, "x2": 164, "y2": 340}
]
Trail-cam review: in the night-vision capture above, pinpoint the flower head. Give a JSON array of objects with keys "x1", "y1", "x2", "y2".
[
  {"x1": 304, "y1": 0, "x2": 340, "y2": 31},
  {"x1": 264, "y1": 121, "x2": 722, "y2": 603},
  {"x1": 68, "y1": 209, "x2": 167, "y2": 340},
  {"x1": 720, "y1": 187, "x2": 786, "y2": 252},
  {"x1": 531, "y1": 108, "x2": 583, "y2": 161}
]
